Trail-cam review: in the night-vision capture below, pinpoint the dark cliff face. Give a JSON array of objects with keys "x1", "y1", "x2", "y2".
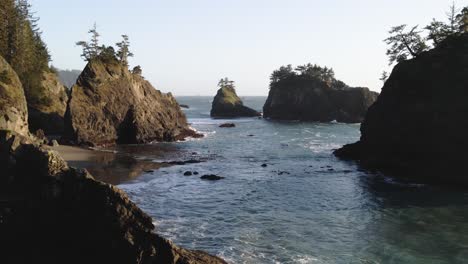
[
  {"x1": 64, "y1": 59, "x2": 197, "y2": 146},
  {"x1": 0, "y1": 131, "x2": 226, "y2": 264},
  {"x1": 210, "y1": 87, "x2": 261, "y2": 118},
  {"x1": 263, "y1": 77, "x2": 378, "y2": 123},
  {"x1": 335, "y1": 33, "x2": 468, "y2": 185}
]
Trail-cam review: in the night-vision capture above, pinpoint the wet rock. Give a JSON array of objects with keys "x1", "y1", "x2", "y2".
[
  {"x1": 184, "y1": 171, "x2": 193, "y2": 176},
  {"x1": 200, "y1": 174, "x2": 225, "y2": 181},
  {"x1": 179, "y1": 104, "x2": 190, "y2": 109},
  {"x1": 261, "y1": 164, "x2": 268, "y2": 167},
  {"x1": 219, "y1": 123, "x2": 235, "y2": 128},
  {"x1": 193, "y1": 171, "x2": 199, "y2": 175}
]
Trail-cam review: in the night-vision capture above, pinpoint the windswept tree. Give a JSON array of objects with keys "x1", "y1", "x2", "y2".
[
  {"x1": 218, "y1": 77, "x2": 235, "y2": 89},
  {"x1": 380, "y1": 71, "x2": 389, "y2": 83},
  {"x1": 116, "y1": 35, "x2": 133, "y2": 66},
  {"x1": 76, "y1": 23, "x2": 102, "y2": 61},
  {"x1": 384, "y1": 25, "x2": 428, "y2": 65},
  {"x1": 270, "y1": 64, "x2": 294, "y2": 83}
]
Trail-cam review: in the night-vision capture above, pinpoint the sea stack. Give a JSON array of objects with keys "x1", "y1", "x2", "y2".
[
  {"x1": 334, "y1": 33, "x2": 468, "y2": 185},
  {"x1": 210, "y1": 78, "x2": 261, "y2": 118},
  {"x1": 27, "y1": 71, "x2": 68, "y2": 135},
  {"x1": 0, "y1": 56, "x2": 29, "y2": 137},
  {"x1": 263, "y1": 64, "x2": 378, "y2": 123},
  {"x1": 64, "y1": 58, "x2": 197, "y2": 146}
]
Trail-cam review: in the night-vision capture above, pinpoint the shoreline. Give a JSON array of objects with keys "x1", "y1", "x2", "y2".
[{"x1": 51, "y1": 145, "x2": 169, "y2": 185}]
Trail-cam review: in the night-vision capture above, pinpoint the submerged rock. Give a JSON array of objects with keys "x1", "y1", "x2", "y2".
[
  {"x1": 64, "y1": 59, "x2": 197, "y2": 146},
  {"x1": 0, "y1": 131, "x2": 226, "y2": 264},
  {"x1": 184, "y1": 171, "x2": 193, "y2": 176},
  {"x1": 27, "y1": 71, "x2": 68, "y2": 135},
  {"x1": 219, "y1": 123, "x2": 236, "y2": 128},
  {"x1": 179, "y1": 104, "x2": 190, "y2": 109},
  {"x1": 210, "y1": 86, "x2": 261, "y2": 118},
  {"x1": 200, "y1": 174, "x2": 225, "y2": 181},
  {"x1": 263, "y1": 64, "x2": 378, "y2": 123},
  {"x1": 334, "y1": 33, "x2": 468, "y2": 185},
  {"x1": 0, "y1": 56, "x2": 29, "y2": 137}
]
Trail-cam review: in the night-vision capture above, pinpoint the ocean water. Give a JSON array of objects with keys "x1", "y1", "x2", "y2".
[{"x1": 116, "y1": 96, "x2": 468, "y2": 264}]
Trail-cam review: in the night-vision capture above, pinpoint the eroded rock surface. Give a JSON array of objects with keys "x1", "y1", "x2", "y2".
[{"x1": 64, "y1": 59, "x2": 197, "y2": 146}]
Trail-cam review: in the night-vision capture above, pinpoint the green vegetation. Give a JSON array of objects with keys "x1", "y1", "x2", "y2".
[
  {"x1": 385, "y1": 3, "x2": 468, "y2": 65},
  {"x1": 217, "y1": 78, "x2": 240, "y2": 105},
  {"x1": 76, "y1": 25, "x2": 134, "y2": 67},
  {"x1": 0, "y1": 0, "x2": 52, "y2": 107},
  {"x1": 269, "y1": 63, "x2": 346, "y2": 89}
]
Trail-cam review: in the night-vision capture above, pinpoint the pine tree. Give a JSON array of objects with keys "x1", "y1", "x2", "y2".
[
  {"x1": 76, "y1": 23, "x2": 102, "y2": 61},
  {"x1": 116, "y1": 35, "x2": 134, "y2": 66}
]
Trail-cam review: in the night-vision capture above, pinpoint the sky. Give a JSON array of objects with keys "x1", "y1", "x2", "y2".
[{"x1": 32, "y1": 0, "x2": 467, "y2": 96}]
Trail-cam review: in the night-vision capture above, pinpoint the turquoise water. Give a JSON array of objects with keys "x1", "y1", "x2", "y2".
[{"x1": 118, "y1": 96, "x2": 468, "y2": 264}]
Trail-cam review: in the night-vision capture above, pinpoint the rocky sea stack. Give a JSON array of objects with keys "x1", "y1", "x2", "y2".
[
  {"x1": 263, "y1": 64, "x2": 378, "y2": 123},
  {"x1": 0, "y1": 56, "x2": 29, "y2": 136},
  {"x1": 27, "y1": 70, "x2": 68, "y2": 135},
  {"x1": 64, "y1": 58, "x2": 197, "y2": 146},
  {"x1": 0, "y1": 131, "x2": 226, "y2": 264},
  {"x1": 210, "y1": 78, "x2": 261, "y2": 118},
  {"x1": 334, "y1": 33, "x2": 468, "y2": 185}
]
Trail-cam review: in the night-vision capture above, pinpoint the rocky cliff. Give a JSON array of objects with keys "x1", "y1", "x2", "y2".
[
  {"x1": 334, "y1": 33, "x2": 468, "y2": 184},
  {"x1": 263, "y1": 73, "x2": 378, "y2": 123},
  {"x1": 0, "y1": 131, "x2": 226, "y2": 264},
  {"x1": 210, "y1": 87, "x2": 261, "y2": 118},
  {"x1": 64, "y1": 59, "x2": 197, "y2": 146},
  {"x1": 27, "y1": 70, "x2": 68, "y2": 135},
  {"x1": 0, "y1": 56, "x2": 29, "y2": 137}
]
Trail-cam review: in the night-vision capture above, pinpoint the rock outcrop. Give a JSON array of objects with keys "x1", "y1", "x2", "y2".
[
  {"x1": 263, "y1": 67, "x2": 378, "y2": 123},
  {"x1": 0, "y1": 131, "x2": 226, "y2": 264},
  {"x1": 210, "y1": 87, "x2": 261, "y2": 118},
  {"x1": 334, "y1": 33, "x2": 468, "y2": 185},
  {"x1": 27, "y1": 71, "x2": 68, "y2": 135},
  {"x1": 64, "y1": 59, "x2": 197, "y2": 146},
  {"x1": 0, "y1": 56, "x2": 29, "y2": 137}
]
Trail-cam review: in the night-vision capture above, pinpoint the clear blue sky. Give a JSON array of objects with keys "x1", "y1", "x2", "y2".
[{"x1": 32, "y1": 0, "x2": 466, "y2": 96}]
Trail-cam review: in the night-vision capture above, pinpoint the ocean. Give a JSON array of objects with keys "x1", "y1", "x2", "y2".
[{"x1": 114, "y1": 96, "x2": 468, "y2": 264}]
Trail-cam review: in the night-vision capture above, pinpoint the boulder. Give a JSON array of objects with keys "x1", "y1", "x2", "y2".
[
  {"x1": 64, "y1": 59, "x2": 198, "y2": 146},
  {"x1": 27, "y1": 71, "x2": 68, "y2": 135},
  {"x1": 0, "y1": 56, "x2": 29, "y2": 137},
  {"x1": 0, "y1": 133, "x2": 226, "y2": 264},
  {"x1": 334, "y1": 33, "x2": 468, "y2": 185},
  {"x1": 210, "y1": 87, "x2": 261, "y2": 118},
  {"x1": 263, "y1": 69, "x2": 378, "y2": 123}
]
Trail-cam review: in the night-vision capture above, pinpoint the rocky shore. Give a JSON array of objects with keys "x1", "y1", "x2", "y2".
[
  {"x1": 0, "y1": 54, "x2": 225, "y2": 263},
  {"x1": 334, "y1": 33, "x2": 468, "y2": 185},
  {"x1": 0, "y1": 131, "x2": 226, "y2": 264}
]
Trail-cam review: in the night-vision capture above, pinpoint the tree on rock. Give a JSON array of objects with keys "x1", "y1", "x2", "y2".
[
  {"x1": 76, "y1": 23, "x2": 102, "y2": 61},
  {"x1": 218, "y1": 77, "x2": 235, "y2": 89},
  {"x1": 116, "y1": 35, "x2": 133, "y2": 66},
  {"x1": 384, "y1": 25, "x2": 428, "y2": 65}
]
